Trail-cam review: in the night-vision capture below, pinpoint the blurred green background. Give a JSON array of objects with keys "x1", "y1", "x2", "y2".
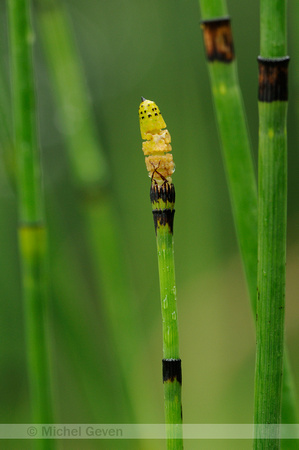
[{"x1": 0, "y1": 0, "x2": 299, "y2": 449}]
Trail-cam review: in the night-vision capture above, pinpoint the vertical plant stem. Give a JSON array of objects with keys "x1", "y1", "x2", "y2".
[
  {"x1": 8, "y1": 0, "x2": 54, "y2": 442},
  {"x1": 198, "y1": 1, "x2": 298, "y2": 438},
  {"x1": 0, "y1": 72, "x2": 15, "y2": 188},
  {"x1": 151, "y1": 183, "x2": 182, "y2": 449},
  {"x1": 254, "y1": 1, "x2": 289, "y2": 447},
  {"x1": 199, "y1": 2, "x2": 258, "y2": 318},
  {"x1": 35, "y1": 0, "x2": 108, "y2": 192},
  {"x1": 139, "y1": 98, "x2": 183, "y2": 449},
  {"x1": 36, "y1": 0, "x2": 156, "y2": 429},
  {"x1": 200, "y1": 0, "x2": 227, "y2": 18}
]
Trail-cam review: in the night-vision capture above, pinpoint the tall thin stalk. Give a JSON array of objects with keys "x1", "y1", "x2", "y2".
[
  {"x1": 139, "y1": 98, "x2": 183, "y2": 449},
  {"x1": 0, "y1": 72, "x2": 15, "y2": 188},
  {"x1": 199, "y1": 0, "x2": 258, "y2": 326},
  {"x1": 200, "y1": 0, "x2": 227, "y2": 18},
  {"x1": 198, "y1": 0, "x2": 298, "y2": 436},
  {"x1": 254, "y1": 1, "x2": 290, "y2": 447},
  {"x1": 35, "y1": 0, "x2": 157, "y2": 429},
  {"x1": 7, "y1": 0, "x2": 54, "y2": 443}
]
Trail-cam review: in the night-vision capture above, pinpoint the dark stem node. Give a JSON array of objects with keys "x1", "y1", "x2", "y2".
[
  {"x1": 152, "y1": 209, "x2": 175, "y2": 235},
  {"x1": 162, "y1": 359, "x2": 182, "y2": 384},
  {"x1": 258, "y1": 56, "x2": 290, "y2": 102},
  {"x1": 200, "y1": 17, "x2": 234, "y2": 63},
  {"x1": 150, "y1": 182, "x2": 175, "y2": 205}
]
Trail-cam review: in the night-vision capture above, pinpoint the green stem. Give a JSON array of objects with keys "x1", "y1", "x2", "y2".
[
  {"x1": 254, "y1": 85, "x2": 288, "y2": 450},
  {"x1": 8, "y1": 0, "x2": 54, "y2": 442},
  {"x1": 0, "y1": 72, "x2": 15, "y2": 188},
  {"x1": 254, "y1": 1, "x2": 289, "y2": 447},
  {"x1": 200, "y1": 0, "x2": 227, "y2": 19},
  {"x1": 151, "y1": 183, "x2": 183, "y2": 449},
  {"x1": 260, "y1": 1, "x2": 286, "y2": 57},
  {"x1": 198, "y1": 0, "x2": 298, "y2": 440},
  {"x1": 36, "y1": 0, "x2": 156, "y2": 429},
  {"x1": 35, "y1": 0, "x2": 108, "y2": 192},
  {"x1": 199, "y1": 1, "x2": 258, "y2": 318},
  {"x1": 204, "y1": 60, "x2": 258, "y2": 310}
]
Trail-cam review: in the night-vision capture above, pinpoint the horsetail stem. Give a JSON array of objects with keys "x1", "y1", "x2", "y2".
[
  {"x1": 35, "y1": 0, "x2": 108, "y2": 192},
  {"x1": 199, "y1": 0, "x2": 227, "y2": 18},
  {"x1": 36, "y1": 0, "x2": 148, "y2": 426},
  {"x1": 139, "y1": 98, "x2": 183, "y2": 449},
  {"x1": 8, "y1": 0, "x2": 54, "y2": 440},
  {"x1": 0, "y1": 72, "x2": 15, "y2": 188},
  {"x1": 198, "y1": 1, "x2": 298, "y2": 436},
  {"x1": 254, "y1": 1, "x2": 291, "y2": 447},
  {"x1": 200, "y1": 11, "x2": 258, "y2": 311}
]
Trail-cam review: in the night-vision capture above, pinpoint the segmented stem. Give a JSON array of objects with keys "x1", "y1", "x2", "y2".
[
  {"x1": 8, "y1": 0, "x2": 54, "y2": 442},
  {"x1": 139, "y1": 98, "x2": 183, "y2": 448},
  {"x1": 254, "y1": 0, "x2": 291, "y2": 446},
  {"x1": 151, "y1": 182, "x2": 183, "y2": 449},
  {"x1": 199, "y1": 2, "x2": 298, "y2": 439}
]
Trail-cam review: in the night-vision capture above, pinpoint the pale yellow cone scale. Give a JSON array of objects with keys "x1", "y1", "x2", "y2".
[{"x1": 139, "y1": 98, "x2": 175, "y2": 182}]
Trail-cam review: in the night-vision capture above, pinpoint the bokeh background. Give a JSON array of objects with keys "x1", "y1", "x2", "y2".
[{"x1": 0, "y1": 0, "x2": 299, "y2": 449}]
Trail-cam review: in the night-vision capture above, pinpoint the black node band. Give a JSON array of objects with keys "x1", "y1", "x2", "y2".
[
  {"x1": 152, "y1": 209, "x2": 175, "y2": 235},
  {"x1": 150, "y1": 183, "x2": 175, "y2": 204},
  {"x1": 162, "y1": 359, "x2": 182, "y2": 384},
  {"x1": 258, "y1": 56, "x2": 290, "y2": 102}
]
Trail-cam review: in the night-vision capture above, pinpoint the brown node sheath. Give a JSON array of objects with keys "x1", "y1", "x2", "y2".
[
  {"x1": 150, "y1": 183, "x2": 175, "y2": 235},
  {"x1": 201, "y1": 17, "x2": 234, "y2": 63},
  {"x1": 150, "y1": 182, "x2": 175, "y2": 205},
  {"x1": 152, "y1": 209, "x2": 175, "y2": 235},
  {"x1": 258, "y1": 56, "x2": 290, "y2": 102},
  {"x1": 162, "y1": 359, "x2": 182, "y2": 384}
]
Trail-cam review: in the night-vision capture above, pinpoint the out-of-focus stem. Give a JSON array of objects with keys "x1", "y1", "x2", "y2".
[{"x1": 8, "y1": 0, "x2": 54, "y2": 445}]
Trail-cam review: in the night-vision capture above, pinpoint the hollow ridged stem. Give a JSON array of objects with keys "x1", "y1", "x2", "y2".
[
  {"x1": 8, "y1": 0, "x2": 54, "y2": 442},
  {"x1": 198, "y1": 1, "x2": 298, "y2": 439},
  {"x1": 254, "y1": 99, "x2": 288, "y2": 448},
  {"x1": 199, "y1": 7, "x2": 258, "y2": 317},
  {"x1": 254, "y1": 1, "x2": 290, "y2": 447},
  {"x1": 151, "y1": 183, "x2": 183, "y2": 449},
  {"x1": 260, "y1": 1, "x2": 286, "y2": 57},
  {"x1": 200, "y1": 0, "x2": 227, "y2": 19},
  {"x1": 139, "y1": 97, "x2": 182, "y2": 447}
]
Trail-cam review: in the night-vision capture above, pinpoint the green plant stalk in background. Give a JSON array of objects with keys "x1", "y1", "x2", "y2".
[
  {"x1": 0, "y1": 72, "x2": 15, "y2": 187},
  {"x1": 0, "y1": 16, "x2": 118, "y2": 434},
  {"x1": 8, "y1": 0, "x2": 54, "y2": 443},
  {"x1": 198, "y1": 0, "x2": 298, "y2": 437},
  {"x1": 35, "y1": 0, "x2": 108, "y2": 192},
  {"x1": 199, "y1": 0, "x2": 257, "y2": 327},
  {"x1": 254, "y1": 0, "x2": 290, "y2": 447},
  {"x1": 36, "y1": 0, "x2": 157, "y2": 432}
]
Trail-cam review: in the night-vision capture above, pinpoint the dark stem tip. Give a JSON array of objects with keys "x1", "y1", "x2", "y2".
[{"x1": 141, "y1": 96, "x2": 146, "y2": 102}]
